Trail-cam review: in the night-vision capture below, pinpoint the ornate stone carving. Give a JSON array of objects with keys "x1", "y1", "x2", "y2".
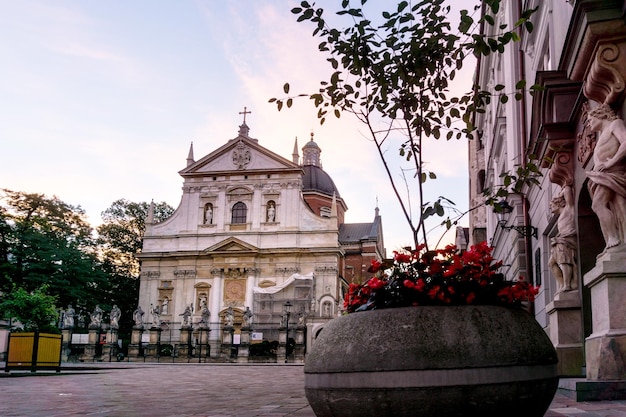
[
  {"x1": 547, "y1": 139, "x2": 575, "y2": 187},
  {"x1": 224, "y1": 279, "x2": 246, "y2": 302},
  {"x1": 315, "y1": 266, "x2": 338, "y2": 274},
  {"x1": 174, "y1": 269, "x2": 197, "y2": 278},
  {"x1": 577, "y1": 102, "x2": 597, "y2": 167},
  {"x1": 275, "y1": 267, "x2": 300, "y2": 275},
  {"x1": 232, "y1": 140, "x2": 252, "y2": 169},
  {"x1": 141, "y1": 271, "x2": 160, "y2": 279},
  {"x1": 584, "y1": 41, "x2": 626, "y2": 105},
  {"x1": 225, "y1": 267, "x2": 256, "y2": 278},
  {"x1": 182, "y1": 186, "x2": 202, "y2": 194}
]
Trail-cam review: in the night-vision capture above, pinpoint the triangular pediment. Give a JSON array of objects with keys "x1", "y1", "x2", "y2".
[
  {"x1": 180, "y1": 136, "x2": 299, "y2": 176},
  {"x1": 204, "y1": 237, "x2": 259, "y2": 254}
]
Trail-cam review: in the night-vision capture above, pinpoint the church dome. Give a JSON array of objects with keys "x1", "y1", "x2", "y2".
[
  {"x1": 302, "y1": 165, "x2": 341, "y2": 198},
  {"x1": 303, "y1": 139, "x2": 320, "y2": 150}
]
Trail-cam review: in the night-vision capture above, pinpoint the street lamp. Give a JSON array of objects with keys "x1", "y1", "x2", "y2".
[
  {"x1": 283, "y1": 300, "x2": 292, "y2": 363},
  {"x1": 495, "y1": 200, "x2": 538, "y2": 239}
]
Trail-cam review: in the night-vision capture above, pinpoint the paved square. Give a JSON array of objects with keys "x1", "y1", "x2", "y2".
[{"x1": 4, "y1": 363, "x2": 626, "y2": 417}]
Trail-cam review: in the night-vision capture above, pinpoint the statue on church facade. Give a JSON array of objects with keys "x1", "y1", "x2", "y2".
[
  {"x1": 267, "y1": 202, "x2": 275, "y2": 222},
  {"x1": 204, "y1": 203, "x2": 213, "y2": 225},
  {"x1": 586, "y1": 103, "x2": 626, "y2": 256},
  {"x1": 224, "y1": 306, "x2": 234, "y2": 327},
  {"x1": 548, "y1": 184, "x2": 578, "y2": 293},
  {"x1": 242, "y1": 306, "x2": 253, "y2": 328}
]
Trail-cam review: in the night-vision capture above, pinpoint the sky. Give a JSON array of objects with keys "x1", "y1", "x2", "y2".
[{"x1": 0, "y1": 0, "x2": 475, "y2": 254}]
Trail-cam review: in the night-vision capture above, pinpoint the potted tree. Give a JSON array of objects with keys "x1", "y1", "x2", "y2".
[{"x1": 272, "y1": 1, "x2": 555, "y2": 416}]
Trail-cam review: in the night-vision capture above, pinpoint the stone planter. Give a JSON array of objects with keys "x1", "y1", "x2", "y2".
[{"x1": 304, "y1": 305, "x2": 558, "y2": 417}]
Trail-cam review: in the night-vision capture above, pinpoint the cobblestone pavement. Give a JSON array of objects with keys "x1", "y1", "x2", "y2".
[{"x1": 3, "y1": 363, "x2": 626, "y2": 417}]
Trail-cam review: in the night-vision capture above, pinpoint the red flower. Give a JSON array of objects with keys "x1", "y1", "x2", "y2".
[
  {"x1": 368, "y1": 259, "x2": 383, "y2": 273},
  {"x1": 393, "y1": 251, "x2": 412, "y2": 263},
  {"x1": 466, "y1": 292, "x2": 476, "y2": 304},
  {"x1": 367, "y1": 277, "x2": 386, "y2": 290},
  {"x1": 343, "y1": 242, "x2": 542, "y2": 313}
]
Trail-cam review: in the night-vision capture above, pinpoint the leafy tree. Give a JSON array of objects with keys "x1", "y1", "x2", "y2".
[
  {"x1": 96, "y1": 199, "x2": 174, "y2": 331},
  {"x1": 0, "y1": 284, "x2": 59, "y2": 332},
  {"x1": 0, "y1": 189, "x2": 107, "y2": 310},
  {"x1": 271, "y1": 0, "x2": 540, "y2": 249}
]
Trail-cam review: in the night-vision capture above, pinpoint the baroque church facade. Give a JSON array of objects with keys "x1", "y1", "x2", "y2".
[{"x1": 137, "y1": 119, "x2": 385, "y2": 359}]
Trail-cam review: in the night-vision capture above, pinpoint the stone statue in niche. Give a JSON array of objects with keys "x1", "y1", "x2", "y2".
[
  {"x1": 204, "y1": 203, "x2": 213, "y2": 224},
  {"x1": 585, "y1": 104, "x2": 626, "y2": 256},
  {"x1": 323, "y1": 301, "x2": 331, "y2": 317},
  {"x1": 267, "y1": 202, "x2": 275, "y2": 222},
  {"x1": 548, "y1": 184, "x2": 578, "y2": 294},
  {"x1": 198, "y1": 294, "x2": 207, "y2": 311}
]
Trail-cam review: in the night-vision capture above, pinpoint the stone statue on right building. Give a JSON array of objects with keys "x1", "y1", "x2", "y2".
[{"x1": 585, "y1": 103, "x2": 626, "y2": 257}]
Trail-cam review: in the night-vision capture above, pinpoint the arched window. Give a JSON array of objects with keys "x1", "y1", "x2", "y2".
[{"x1": 231, "y1": 202, "x2": 247, "y2": 224}]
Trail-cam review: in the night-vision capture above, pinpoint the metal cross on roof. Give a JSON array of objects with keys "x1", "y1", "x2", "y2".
[{"x1": 239, "y1": 106, "x2": 251, "y2": 124}]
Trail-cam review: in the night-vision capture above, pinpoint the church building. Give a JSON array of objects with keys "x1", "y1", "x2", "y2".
[{"x1": 137, "y1": 117, "x2": 385, "y2": 360}]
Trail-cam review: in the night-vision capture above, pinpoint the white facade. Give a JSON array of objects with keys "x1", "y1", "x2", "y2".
[{"x1": 137, "y1": 123, "x2": 346, "y2": 357}]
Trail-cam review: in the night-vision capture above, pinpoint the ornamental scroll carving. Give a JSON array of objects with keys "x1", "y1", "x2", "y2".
[
  {"x1": 584, "y1": 42, "x2": 626, "y2": 106},
  {"x1": 547, "y1": 140, "x2": 575, "y2": 187}
]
